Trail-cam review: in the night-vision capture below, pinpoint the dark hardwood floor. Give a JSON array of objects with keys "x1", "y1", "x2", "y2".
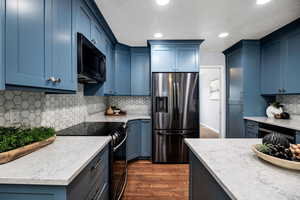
[{"x1": 122, "y1": 160, "x2": 189, "y2": 200}]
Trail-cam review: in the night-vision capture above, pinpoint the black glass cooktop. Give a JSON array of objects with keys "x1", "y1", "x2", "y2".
[{"x1": 56, "y1": 122, "x2": 125, "y2": 136}]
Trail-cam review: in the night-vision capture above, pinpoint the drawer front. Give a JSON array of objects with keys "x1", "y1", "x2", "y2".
[
  {"x1": 67, "y1": 146, "x2": 109, "y2": 200},
  {"x1": 246, "y1": 120, "x2": 259, "y2": 131},
  {"x1": 246, "y1": 130, "x2": 258, "y2": 138}
]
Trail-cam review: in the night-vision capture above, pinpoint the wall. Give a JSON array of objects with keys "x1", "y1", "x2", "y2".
[
  {"x1": 0, "y1": 85, "x2": 107, "y2": 131},
  {"x1": 108, "y1": 96, "x2": 151, "y2": 115},
  {"x1": 200, "y1": 68, "x2": 221, "y2": 133},
  {"x1": 199, "y1": 51, "x2": 226, "y2": 137},
  {"x1": 277, "y1": 95, "x2": 300, "y2": 116}
]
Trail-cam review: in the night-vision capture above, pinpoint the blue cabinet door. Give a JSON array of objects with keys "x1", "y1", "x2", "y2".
[
  {"x1": 103, "y1": 40, "x2": 115, "y2": 95},
  {"x1": 176, "y1": 46, "x2": 199, "y2": 72},
  {"x1": 283, "y1": 30, "x2": 300, "y2": 94},
  {"x1": 261, "y1": 40, "x2": 282, "y2": 95},
  {"x1": 50, "y1": 0, "x2": 76, "y2": 91},
  {"x1": 131, "y1": 48, "x2": 150, "y2": 96},
  {"x1": 91, "y1": 22, "x2": 106, "y2": 53},
  {"x1": 226, "y1": 48, "x2": 244, "y2": 138},
  {"x1": 0, "y1": 0, "x2": 4, "y2": 89},
  {"x1": 115, "y1": 44, "x2": 131, "y2": 95},
  {"x1": 77, "y1": 0, "x2": 92, "y2": 39},
  {"x1": 141, "y1": 120, "x2": 151, "y2": 158},
  {"x1": 151, "y1": 46, "x2": 176, "y2": 72},
  {"x1": 126, "y1": 120, "x2": 141, "y2": 161},
  {"x1": 6, "y1": 0, "x2": 51, "y2": 88}
]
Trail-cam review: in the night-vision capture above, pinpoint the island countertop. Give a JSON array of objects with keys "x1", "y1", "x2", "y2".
[
  {"x1": 185, "y1": 139, "x2": 300, "y2": 200},
  {"x1": 0, "y1": 136, "x2": 111, "y2": 186}
]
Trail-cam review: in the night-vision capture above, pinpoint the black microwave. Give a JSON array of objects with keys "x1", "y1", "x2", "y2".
[{"x1": 77, "y1": 33, "x2": 106, "y2": 84}]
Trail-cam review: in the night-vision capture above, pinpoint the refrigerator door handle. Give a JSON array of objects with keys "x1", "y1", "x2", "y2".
[
  {"x1": 175, "y1": 82, "x2": 180, "y2": 120},
  {"x1": 173, "y1": 82, "x2": 177, "y2": 120},
  {"x1": 156, "y1": 130, "x2": 191, "y2": 136}
]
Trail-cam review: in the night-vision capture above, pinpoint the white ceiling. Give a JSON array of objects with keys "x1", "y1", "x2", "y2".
[{"x1": 95, "y1": 0, "x2": 300, "y2": 52}]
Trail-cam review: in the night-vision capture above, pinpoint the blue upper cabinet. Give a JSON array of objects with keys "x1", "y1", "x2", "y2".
[
  {"x1": 50, "y1": 0, "x2": 76, "y2": 91},
  {"x1": 6, "y1": 0, "x2": 50, "y2": 89},
  {"x1": 91, "y1": 22, "x2": 106, "y2": 53},
  {"x1": 103, "y1": 39, "x2": 115, "y2": 95},
  {"x1": 0, "y1": 0, "x2": 4, "y2": 90},
  {"x1": 151, "y1": 45, "x2": 176, "y2": 72},
  {"x1": 131, "y1": 48, "x2": 150, "y2": 96},
  {"x1": 260, "y1": 19, "x2": 300, "y2": 95},
  {"x1": 261, "y1": 40, "x2": 282, "y2": 95},
  {"x1": 114, "y1": 43, "x2": 131, "y2": 95},
  {"x1": 5, "y1": 0, "x2": 76, "y2": 92},
  {"x1": 77, "y1": 0, "x2": 92, "y2": 40},
  {"x1": 149, "y1": 40, "x2": 203, "y2": 72},
  {"x1": 176, "y1": 46, "x2": 199, "y2": 72},
  {"x1": 283, "y1": 29, "x2": 300, "y2": 94}
]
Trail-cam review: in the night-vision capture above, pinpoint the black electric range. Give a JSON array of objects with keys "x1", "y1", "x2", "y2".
[{"x1": 57, "y1": 122, "x2": 128, "y2": 200}]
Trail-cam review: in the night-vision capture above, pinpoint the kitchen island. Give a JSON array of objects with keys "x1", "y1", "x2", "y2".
[
  {"x1": 185, "y1": 139, "x2": 300, "y2": 200},
  {"x1": 0, "y1": 136, "x2": 111, "y2": 200}
]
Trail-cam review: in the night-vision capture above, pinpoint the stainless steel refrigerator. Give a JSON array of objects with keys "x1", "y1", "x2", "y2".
[{"x1": 152, "y1": 73, "x2": 199, "y2": 163}]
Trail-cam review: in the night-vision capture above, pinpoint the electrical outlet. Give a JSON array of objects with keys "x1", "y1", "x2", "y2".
[{"x1": 9, "y1": 110, "x2": 20, "y2": 124}]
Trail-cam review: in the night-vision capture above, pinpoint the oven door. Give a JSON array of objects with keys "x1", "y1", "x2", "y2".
[{"x1": 112, "y1": 133, "x2": 127, "y2": 200}]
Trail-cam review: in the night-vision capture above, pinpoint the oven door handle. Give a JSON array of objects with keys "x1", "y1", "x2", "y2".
[{"x1": 113, "y1": 132, "x2": 128, "y2": 152}]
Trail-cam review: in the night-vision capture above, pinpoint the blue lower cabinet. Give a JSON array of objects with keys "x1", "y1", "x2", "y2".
[
  {"x1": 0, "y1": 146, "x2": 110, "y2": 200},
  {"x1": 245, "y1": 120, "x2": 259, "y2": 138},
  {"x1": 296, "y1": 132, "x2": 300, "y2": 144},
  {"x1": 126, "y1": 120, "x2": 141, "y2": 161},
  {"x1": 126, "y1": 119, "x2": 152, "y2": 161},
  {"x1": 189, "y1": 151, "x2": 231, "y2": 200},
  {"x1": 115, "y1": 44, "x2": 131, "y2": 95},
  {"x1": 141, "y1": 120, "x2": 152, "y2": 158}
]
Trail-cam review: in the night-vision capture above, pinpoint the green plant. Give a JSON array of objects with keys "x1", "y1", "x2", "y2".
[
  {"x1": 0, "y1": 127, "x2": 55, "y2": 153},
  {"x1": 256, "y1": 144, "x2": 272, "y2": 154}
]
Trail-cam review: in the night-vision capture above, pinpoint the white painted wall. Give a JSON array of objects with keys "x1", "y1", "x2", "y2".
[
  {"x1": 200, "y1": 68, "x2": 221, "y2": 133},
  {"x1": 199, "y1": 50, "x2": 226, "y2": 138}
]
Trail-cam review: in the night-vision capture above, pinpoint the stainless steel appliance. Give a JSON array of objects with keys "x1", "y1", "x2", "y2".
[
  {"x1": 77, "y1": 33, "x2": 106, "y2": 84},
  {"x1": 57, "y1": 122, "x2": 127, "y2": 200},
  {"x1": 152, "y1": 72, "x2": 199, "y2": 163}
]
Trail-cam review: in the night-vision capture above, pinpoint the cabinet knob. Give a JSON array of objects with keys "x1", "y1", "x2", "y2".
[
  {"x1": 282, "y1": 88, "x2": 286, "y2": 93},
  {"x1": 54, "y1": 78, "x2": 61, "y2": 83},
  {"x1": 91, "y1": 39, "x2": 97, "y2": 44},
  {"x1": 47, "y1": 77, "x2": 56, "y2": 83},
  {"x1": 278, "y1": 88, "x2": 282, "y2": 93}
]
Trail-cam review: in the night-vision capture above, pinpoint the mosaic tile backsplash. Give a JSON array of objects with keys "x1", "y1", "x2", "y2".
[
  {"x1": 0, "y1": 85, "x2": 107, "y2": 131},
  {"x1": 277, "y1": 95, "x2": 300, "y2": 115},
  {"x1": 108, "y1": 96, "x2": 151, "y2": 115}
]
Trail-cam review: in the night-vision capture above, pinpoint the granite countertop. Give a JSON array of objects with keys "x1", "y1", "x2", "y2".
[
  {"x1": 0, "y1": 136, "x2": 111, "y2": 186},
  {"x1": 185, "y1": 139, "x2": 300, "y2": 200},
  {"x1": 87, "y1": 112, "x2": 151, "y2": 123},
  {"x1": 244, "y1": 116, "x2": 300, "y2": 131}
]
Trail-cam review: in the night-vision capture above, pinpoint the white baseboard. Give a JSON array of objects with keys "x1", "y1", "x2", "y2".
[{"x1": 200, "y1": 123, "x2": 220, "y2": 134}]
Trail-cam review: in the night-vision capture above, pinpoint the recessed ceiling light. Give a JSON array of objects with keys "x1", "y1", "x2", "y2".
[
  {"x1": 156, "y1": 0, "x2": 170, "y2": 6},
  {"x1": 154, "y1": 33, "x2": 163, "y2": 38},
  {"x1": 256, "y1": 0, "x2": 271, "y2": 5},
  {"x1": 218, "y1": 32, "x2": 229, "y2": 38}
]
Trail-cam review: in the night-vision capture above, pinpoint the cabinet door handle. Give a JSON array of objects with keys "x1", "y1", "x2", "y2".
[{"x1": 91, "y1": 39, "x2": 97, "y2": 44}]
